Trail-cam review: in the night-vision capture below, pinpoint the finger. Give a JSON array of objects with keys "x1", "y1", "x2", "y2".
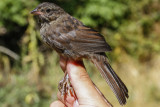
[
  {"x1": 57, "y1": 91, "x2": 61, "y2": 100},
  {"x1": 50, "y1": 100, "x2": 65, "y2": 107},
  {"x1": 93, "y1": 82, "x2": 112, "y2": 106},
  {"x1": 57, "y1": 91, "x2": 77, "y2": 107},
  {"x1": 66, "y1": 60, "x2": 108, "y2": 106}
]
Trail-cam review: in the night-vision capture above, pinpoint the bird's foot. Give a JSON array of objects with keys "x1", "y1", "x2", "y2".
[{"x1": 58, "y1": 73, "x2": 77, "y2": 101}]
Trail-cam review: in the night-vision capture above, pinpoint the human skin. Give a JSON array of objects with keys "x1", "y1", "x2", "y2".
[{"x1": 50, "y1": 57, "x2": 111, "y2": 107}]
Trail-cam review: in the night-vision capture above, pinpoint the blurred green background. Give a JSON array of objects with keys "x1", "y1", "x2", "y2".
[{"x1": 0, "y1": 0, "x2": 160, "y2": 107}]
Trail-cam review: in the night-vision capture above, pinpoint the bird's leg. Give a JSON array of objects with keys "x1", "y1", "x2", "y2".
[
  {"x1": 58, "y1": 56, "x2": 77, "y2": 101},
  {"x1": 58, "y1": 71, "x2": 67, "y2": 101},
  {"x1": 58, "y1": 71, "x2": 77, "y2": 101}
]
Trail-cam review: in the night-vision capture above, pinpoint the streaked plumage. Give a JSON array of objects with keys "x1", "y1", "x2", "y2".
[{"x1": 31, "y1": 2, "x2": 129, "y2": 105}]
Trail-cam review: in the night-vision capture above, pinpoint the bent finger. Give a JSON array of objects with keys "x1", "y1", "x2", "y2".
[
  {"x1": 50, "y1": 100, "x2": 65, "y2": 107},
  {"x1": 57, "y1": 91, "x2": 77, "y2": 107}
]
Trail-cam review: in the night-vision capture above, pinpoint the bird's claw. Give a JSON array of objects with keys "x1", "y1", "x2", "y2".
[{"x1": 58, "y1": 73, "x2": 77, "y2": 101}]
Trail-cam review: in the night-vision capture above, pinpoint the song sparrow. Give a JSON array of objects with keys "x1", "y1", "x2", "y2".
[{"x1": 31, "y1": 2, "x2": 128, "y2": 105}]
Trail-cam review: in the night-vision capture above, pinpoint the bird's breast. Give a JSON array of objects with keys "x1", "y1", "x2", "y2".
[{"x1": 40, "y1": 23, "x2": 65, "y2": 54}]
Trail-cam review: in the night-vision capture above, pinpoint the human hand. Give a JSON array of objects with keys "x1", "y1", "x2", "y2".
[{"x1": 50, "y1": 58, "x2": 112, "y2": 107}]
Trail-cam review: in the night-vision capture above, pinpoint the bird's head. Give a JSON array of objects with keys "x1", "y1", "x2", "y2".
[{"x1": 31, "y1": 2, "x2": 65, "y2": 23}]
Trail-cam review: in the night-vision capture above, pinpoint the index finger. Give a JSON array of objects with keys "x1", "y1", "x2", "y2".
[{"x1": 66, "y1": 60, "x2": 109, "y2": 106}]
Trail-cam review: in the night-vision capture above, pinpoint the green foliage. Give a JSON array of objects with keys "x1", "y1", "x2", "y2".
[
  {"x1": 0, "y1": 0, "x2": 38, "y2": 28},
  {"x1": 75, "y1": 0, "x2": 128, "y2": 28},
  {"x1": 114, "y1": 0, "x2": 160, "y2": 61}
]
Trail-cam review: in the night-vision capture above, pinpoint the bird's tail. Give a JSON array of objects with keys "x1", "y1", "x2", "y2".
[{"x1": 90, "y1": 54, "x2": 129, "y2": 105}]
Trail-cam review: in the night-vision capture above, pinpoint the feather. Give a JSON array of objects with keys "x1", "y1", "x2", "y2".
[{"x1": 91, "y1": 54, "x2": 129, "y2": 105}]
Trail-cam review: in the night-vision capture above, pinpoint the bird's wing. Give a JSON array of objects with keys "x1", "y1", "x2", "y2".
[
  {"x1": 52, "y1": 25, "x2": 112, "y2": 55},
  {"x1": 70, "y1": 25, "x2": 112, "y2": 53}
]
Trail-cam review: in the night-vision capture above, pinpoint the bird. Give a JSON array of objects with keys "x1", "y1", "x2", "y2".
[{"x1": 31, "y1": 2, "x2": 129, "y2": 105}]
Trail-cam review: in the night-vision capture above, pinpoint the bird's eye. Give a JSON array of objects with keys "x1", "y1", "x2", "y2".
[{"x1": 46, "y1": 9, "x2": 51, "y2": 13}]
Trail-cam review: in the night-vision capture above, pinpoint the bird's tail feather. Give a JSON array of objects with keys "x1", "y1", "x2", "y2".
[{"x1": 91, "y1": 54, "x2": 129, "y2": 105}]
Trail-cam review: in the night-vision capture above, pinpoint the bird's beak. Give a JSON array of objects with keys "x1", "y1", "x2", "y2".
[{"x1": 30, "y1": 8, "x2": 43, "y2": 15}]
